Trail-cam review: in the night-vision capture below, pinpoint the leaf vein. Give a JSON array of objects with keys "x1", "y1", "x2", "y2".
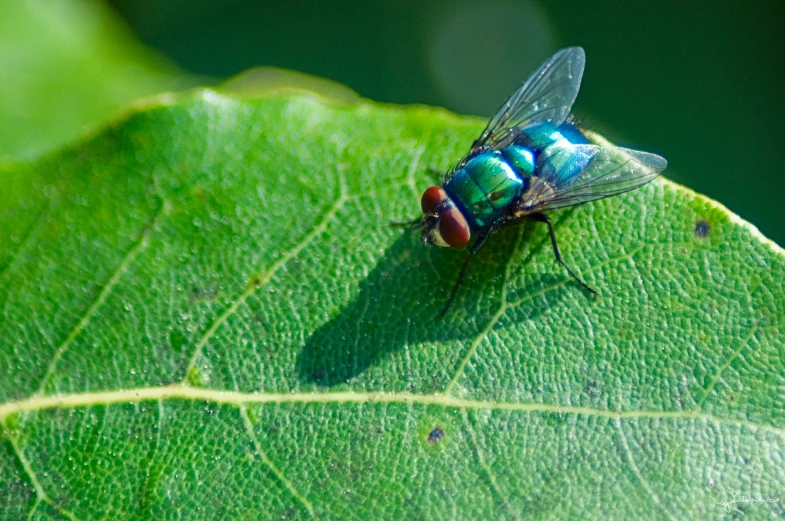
[
  {"x1": 179, "y1": 192, "x2": 350, "y2": 384},
  {"x1": 615, "y1": 418, "x2": 679, "y2": 521},
  {"x1": 695, "y1": 324, "x2": 759, "y2": 410},
  {"x1": 460, "y1": 409, "x2": 519, "y2": 520},
  {"x1": 0, "y1": 202, "x2": 49, "y2": 285},
  {"x1": 240, "y1": 405, "x2": 318, "y2": 518},
  {"x1": 442, "y1": 225, "x2": 526, "y2": 395},
  {"x1": 34, "y1": 199, "x2": 169, "y2": 396},
  {"x1": 443, "y1": 232, "x2": 653, "y2": 396},
  {"x1": 3, "y1": 386, "x2": 783, "y2": 440},
  {"x1": 1, "y1": 417, "x2": 85, "y2": 521}
]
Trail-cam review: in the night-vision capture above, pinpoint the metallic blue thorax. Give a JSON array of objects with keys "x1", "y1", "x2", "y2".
[{"x1": 444, "y1": 122, "x2": 590, "y2": 228}]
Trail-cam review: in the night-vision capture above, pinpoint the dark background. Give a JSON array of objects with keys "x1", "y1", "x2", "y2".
[{"x1": 108, "y1": 0, "x2": 785, "y2": 246}]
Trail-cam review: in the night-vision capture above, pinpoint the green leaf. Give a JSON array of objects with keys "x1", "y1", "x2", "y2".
[
  {"x1": 0, "y1": 0, "x2": 191, "y2": 161},
  {"x1": 1, "y1": 90, "x2": 784, "y2": 521}
]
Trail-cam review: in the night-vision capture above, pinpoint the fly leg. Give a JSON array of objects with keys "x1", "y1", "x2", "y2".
[
  {"x1": 391, "y1": 168, "x2": 442, "y2": 228},
  {"x1": 529, "y1": 213, "x2": 597, "y2": 296},
  {"x1": 440, "y1": 229, "x2": 493, "y2": 317},
  {"x1": 390, "y1": 218, "x2": 422, "y2": 228},
  {"x1": 393, "y1": 167, "x2": 444, "y2": 228},
  {"x1": 426, "y1": 166, "x2": 443, "y2": 181}
]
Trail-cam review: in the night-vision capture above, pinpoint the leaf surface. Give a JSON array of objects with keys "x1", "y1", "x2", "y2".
[{"x1": 1, "y1": 91, "x2": 784, "y2": 520}]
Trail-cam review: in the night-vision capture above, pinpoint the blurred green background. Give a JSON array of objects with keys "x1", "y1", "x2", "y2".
[{"x1": 3, "y1": 1, "x2": 784, "y2": 246}]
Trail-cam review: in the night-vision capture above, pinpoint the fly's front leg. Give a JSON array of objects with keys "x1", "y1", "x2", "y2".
[
  {"x1": 426, "y1": 166, "x2": 444, "y2": 182},
  {"x1": 392, "y1": 169, "x2": 443, "y2": 228},
  {"x1": 440, "y1": 228, "x2": 494, "y2": 317},
  {"x1": 529, "y1": 213, "x2": 597, "y2": 296},
  {"x1": 390, "y1": 218, "x2": 422, "y2": 228}
]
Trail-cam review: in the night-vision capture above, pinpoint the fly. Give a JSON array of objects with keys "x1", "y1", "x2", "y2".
[{"x1": 405, "y1": 47, "x2": 667, "y2": 315}]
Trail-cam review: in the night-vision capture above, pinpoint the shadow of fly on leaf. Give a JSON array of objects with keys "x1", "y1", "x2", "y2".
[{"x1": 296, "y1": 225, "x2": 568, "y2": 389}]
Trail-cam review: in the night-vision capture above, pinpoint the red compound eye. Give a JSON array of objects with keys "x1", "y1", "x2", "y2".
[
  {"x1": 421, "y1": 186, "x2": 446, "y2": 214},
  {"x1": 439, "y1": 208, "x2": 470, "y2": 248}
]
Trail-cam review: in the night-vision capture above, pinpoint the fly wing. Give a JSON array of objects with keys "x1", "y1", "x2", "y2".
[
  {"x1": 524, "y1": 144, "x2": 667, "y2": 213},
  {"x1": 470, "y1": 47, "x2": 585, "y2": 154}
]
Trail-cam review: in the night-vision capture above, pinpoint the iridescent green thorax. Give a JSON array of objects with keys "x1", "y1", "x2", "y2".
[{"x1": 444, "y1": 148, "x2": 533, "y2": 228}]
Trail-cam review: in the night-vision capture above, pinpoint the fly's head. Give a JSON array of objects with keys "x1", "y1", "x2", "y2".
[{"x1": 419, "y1": 186, "x2": 471, "y2": 249}]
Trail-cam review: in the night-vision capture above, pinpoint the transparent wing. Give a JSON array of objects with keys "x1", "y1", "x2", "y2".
[
  {"x1": 470, "y1": 47, "x2": 585, "y2": 154},
  {"x1": 524, "y1": 144, "x2": 667, "y2": 212}
]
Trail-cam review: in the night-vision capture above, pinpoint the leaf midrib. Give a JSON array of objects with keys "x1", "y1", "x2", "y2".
[{"x1": 1, "y1": 384, "x2": 783, "y2": 440}]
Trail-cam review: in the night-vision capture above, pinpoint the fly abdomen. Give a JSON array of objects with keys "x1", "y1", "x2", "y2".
[{"x1": 501, "y1": 145, "x2": 536, "y2": 179}]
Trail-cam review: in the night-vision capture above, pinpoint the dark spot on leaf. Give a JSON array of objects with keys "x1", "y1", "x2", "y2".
[
  {"x1": 695, "y1": 220, "x2": 710, "y2": 238},
  {"x1": 168, "y1": 329, "x2": 186, "y2": 352},
  {"x1": 584, "y1": 380, "x2": 600, "y2": 398},
  {"x1": 427, "y1": 427, "x2": 445, "y2": 444},
  {"x1": 250, "y1": 276, "x2": 262, "y2": 289},
  {"x1": 190, "y1": 286, "x2": 219, "y2": 303},
  {"x1": 285, "y1": 258, "x2": 303, "y2": 275},
  {"x1": 543, "y1": 413, "x2": 569, "y2": 427},
  {"x1": 312, "y1": 368, "x2": 325, "y2": 382}
]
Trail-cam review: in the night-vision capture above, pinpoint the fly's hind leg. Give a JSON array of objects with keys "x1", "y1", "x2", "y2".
[{"x1": 529, "y1": 213, "x2": 597, "y2": 296}]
